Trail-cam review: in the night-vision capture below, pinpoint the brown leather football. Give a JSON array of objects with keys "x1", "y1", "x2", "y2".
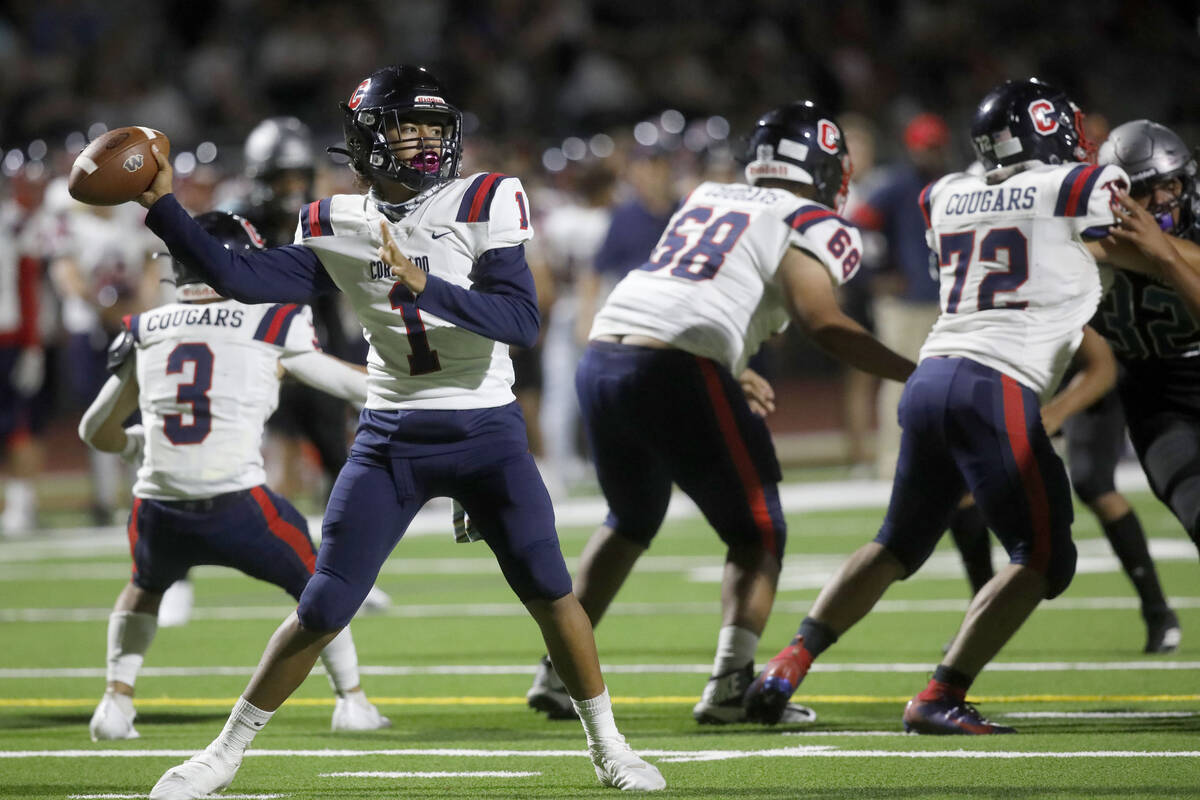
[{"x1": 68, "y1": 126, "x2": 170, "y2": 206}]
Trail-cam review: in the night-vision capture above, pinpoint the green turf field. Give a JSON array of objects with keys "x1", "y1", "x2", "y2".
[{"x1": 1, "y1": 485, "x2": 1198, "y2": 799}]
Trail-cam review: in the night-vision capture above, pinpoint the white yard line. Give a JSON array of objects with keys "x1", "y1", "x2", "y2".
[
  {"x1": 7, "y1": 745, "x2": 1198, "y2": 762},
  {"x1": 3, "y1": 659, "x2": 1199, "y2": 681},
  {"x1": 1003, "y1": 711, "x2": 1199, "y2": 719},
  {"x1": 319, "y1": 771, "x2": 540, "y2": 778}
]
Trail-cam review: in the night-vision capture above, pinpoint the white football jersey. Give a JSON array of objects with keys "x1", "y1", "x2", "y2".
[
  {"x1": 590, "y1": 181, "x2": 863, "y2": 374},
  {"x1": 919, "y1": 162, "x2": 1128, "y2": 399},
  {"x1": 295, "y1": 172, "x2": 534, "y2": 409},
  {"x1": 127, "y1": 300, "x2": 318, "y2": 499}
]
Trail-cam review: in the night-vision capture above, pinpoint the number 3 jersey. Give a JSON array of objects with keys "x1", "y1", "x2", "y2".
[
  {"x1": 919, "y1": 162, "x2": 1129, "y2": 399},
  {"x1": 590, "y1": 181, "x2": 863, "y2": 374},
  {"x1": 124, "y1": 300, "x2": 319, "y2": 499},
  {"x1": 294, "y1": 173, "x2": 533, "y2": 410}
]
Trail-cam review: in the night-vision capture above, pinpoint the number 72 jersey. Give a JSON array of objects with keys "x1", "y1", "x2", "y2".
[{"x1": 919, "y1": 161, "x2": 1129, "y2": 399}]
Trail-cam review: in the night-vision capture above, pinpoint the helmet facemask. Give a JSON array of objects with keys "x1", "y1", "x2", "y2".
[{"x1": 346, "y1": 104, "x2": 462, "y2": 193}]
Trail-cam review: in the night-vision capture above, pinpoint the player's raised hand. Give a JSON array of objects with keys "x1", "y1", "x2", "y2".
[
  {"x1": 739, "y1": 367, "x2": 776, "y2": 417},
  {"x1": 379, "y1": 221, "x2": 428, "y2": 295},
  {"x1": 137, "y1": 145, "x2": 174, "y2": 209},
  {"x1": 1109, "y1": 189, "x2": 1180, "y2": 267}
]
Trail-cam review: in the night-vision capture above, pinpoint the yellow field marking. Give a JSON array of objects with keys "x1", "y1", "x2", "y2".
[{"x1": 3, "y1": 693, "x2": 1199, "y2": 709}]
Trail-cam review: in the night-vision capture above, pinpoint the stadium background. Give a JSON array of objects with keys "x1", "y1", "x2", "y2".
[{"x1": 2, "y1": 0, "x2": 1199, "y2": 485}]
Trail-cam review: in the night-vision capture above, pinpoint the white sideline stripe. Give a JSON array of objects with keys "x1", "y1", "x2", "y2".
[
  {"x1": 1004, "y1": 711, "x2": 1199, "y2": 719},
  {"x1": 70, "y1": 796, "x2": 284, "y2": 799},
  {"x1": 9, "y1": 747, "x2": 1199, "y2": 762},
  {"x1": 4, "y1": 659, "x2": 1200, "y2": 681},
  {"x1": 5, "y1": 595, "x2": 1200, "y2": 624},
  {"x1": 320, "y1": 771, "x2": 540, "y2": 778}
]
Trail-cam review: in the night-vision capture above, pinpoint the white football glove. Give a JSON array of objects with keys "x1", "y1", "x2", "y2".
[{"x1": 120, "y1": 425, "x2": 145, "y2": 465}]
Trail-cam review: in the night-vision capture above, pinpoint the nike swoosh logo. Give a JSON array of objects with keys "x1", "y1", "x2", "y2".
[{"x1": 432, "y1": 231, "x2": 452, "y2": 240}]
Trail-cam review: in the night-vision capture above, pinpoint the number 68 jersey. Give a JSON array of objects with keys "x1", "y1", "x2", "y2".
[
  {"x1": 124, "y1": 300, "x2": 319, "y2": 500},
  {"x1": 919, "y1": 161, "x2": 1129, "y2": 400},
  {"x1": 590, "y1": 181, "x2": 863, "y2": 374}
]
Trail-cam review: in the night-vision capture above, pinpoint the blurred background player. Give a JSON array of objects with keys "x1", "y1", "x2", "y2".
[
  {"x1": 0, "y1": 156, "x2": 50, "y2": 535},
  {"x1": 236, "y1": 116, "x2": 365, "y2": 505},
  {"x1": 78, "y1": 211, "x2": 388, "y2": 742},
  {"x1": 745, "y1": 78, "x2": 1150, "y2": 734},
  {"x1": 533, "y1": 160, "x2": 616, "y2": 495},
  {"x1": 526, "y1": 101, "x2": 915, "y2": 725},
  {"x1": 47, "y1": 182, "x2": 161, "y2": 526}
]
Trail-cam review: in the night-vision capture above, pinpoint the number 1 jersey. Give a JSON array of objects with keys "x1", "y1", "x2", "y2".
[
  {"x1": 919, "y1": 162, "x2": 1128, "y2": 399},
  {"x1": 590, "y1": 181, "x2": 863, "y2": 374},
  {"x1": 294, "y1": 172, "x2": 534, "y2": 410},
  {"x1": 125, "y1": 300, "x2": 319, "y2": 499}
]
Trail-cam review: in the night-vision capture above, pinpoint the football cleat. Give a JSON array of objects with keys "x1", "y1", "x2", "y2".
[
  {"x1": 902, "y1": 694, "x2": 1016, "y2": 735},
  {"x1": 743, "y1": 638, "x2": 814, "y2": 725},
  {"x1": 1144, "y1": 610, "x2": 1182, "y2": 654},
  {"x1": 157, "y1": 578, "x2": 194, "y2": 628},
  {"x1": 149, "y1": 743, "x2": 242, "y2": 800},
  {"x1": 694, "y1": 662, "x2": 816, "y2": 725},
  {"x1": 331, "y1": 691, "x2": 392, "y2": 731},
  {"x1": 527, "y1": 655, "x2": 578, "y2": 720},
  {"x1": 89, "y1": 690, "x2": 139, "y2": 741},
  {"x1": 589, "y1": 734, "x2": 666, "y2": 791}
]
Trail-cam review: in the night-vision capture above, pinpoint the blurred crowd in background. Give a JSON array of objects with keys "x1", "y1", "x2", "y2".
[{"x1": 1, "y1": 0, "x2": 1198, "y2": 533}]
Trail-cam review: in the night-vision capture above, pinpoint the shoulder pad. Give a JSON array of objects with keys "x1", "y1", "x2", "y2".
[{"x1": 106, "y1": 329, "x2": 136, "y2": 373}]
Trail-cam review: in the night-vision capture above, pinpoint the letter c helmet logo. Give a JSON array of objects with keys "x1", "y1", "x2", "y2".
[
  {"x1": 349, "y1": 79, "x2": 371, "y2": 111},
  {"x1": 817, "y1": 120, "x2": 841, "y2": 154},
  {"x1": 1029, "y1": 99, "x2": 1059, "y2": 135}
]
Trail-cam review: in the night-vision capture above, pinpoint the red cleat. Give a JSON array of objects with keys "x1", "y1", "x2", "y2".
[
  {"x1": 902, "y1": 694, "x2": 1016, "y2": 735},
  {"x1": 743, "y1": 637, "x2": 813, "y2": 725}
]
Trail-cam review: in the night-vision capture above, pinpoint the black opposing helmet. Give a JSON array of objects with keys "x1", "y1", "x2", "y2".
[
  {"x1": 333, "y1": 64, "x2": 462, "y2": 193},
  {"x1": 173, "y1": 211, "x2": 266, "y2": 300},
  {"x1": 1098, "y1": 119, "x2": 1199, "y2": 237},
  {"x1": 971, "y1": 78, "x2": 1092, "y2": 170},
  {"x1": 743, "y1": 101, "x2": 852, "y2": 210},
  {"x1": 244, "y1": 117, "x2": 316, "y2": 234}
]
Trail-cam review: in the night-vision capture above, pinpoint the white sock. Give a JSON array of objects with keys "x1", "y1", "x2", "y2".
[
  {"x1": 105, "y1": 611, "x2": 157, "y2": 687},
  {"x1": 214, "y1": 696, "x2": 274, "y2": 754},
  {"x1": 712, "y1": 625, "x2": 758, "y2": 676},
  {"x1": 571, "y1": 687, "x2": 621, "y2": 745},
  {"x1": 318, "y1": 627, "x2": 361, "y2": 695},
  {"x1": 4, "y1": 480, "x2": 35, "y2": 519}
]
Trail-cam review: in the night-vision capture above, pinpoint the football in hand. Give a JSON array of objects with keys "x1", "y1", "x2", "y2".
[{"x1": 68, "y1": 126, "x2": 170, "y2": 206}]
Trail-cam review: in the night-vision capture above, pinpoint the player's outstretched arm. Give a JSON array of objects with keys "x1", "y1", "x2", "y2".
[
  {"x1": 280, "y1": 352, "x2": 368, "y2": 406},
  {"x1": 1039, "y1": 326, "x2": 1116, "y2": 436},
  {"x1": 139, "y1": 147, "x2": 336, "y2": 305},
  {"x1": 780, "y1": 247, "x2": 916, "y2": 383}
]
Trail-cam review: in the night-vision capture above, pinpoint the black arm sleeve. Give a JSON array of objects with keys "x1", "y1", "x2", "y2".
[
  {"x1": 414, "y1": 244, "x2": 541, "y2": 347},
  {"x1": 145, "y1": 194, "x2": 338, "y2": 304}
]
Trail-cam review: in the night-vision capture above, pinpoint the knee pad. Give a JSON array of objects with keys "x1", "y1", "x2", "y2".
[
  {"x1": 296, "y1": 572, "x2": 364, "y2": 632},
  {"x1": 1068, "y1": 459, "x2": 1115, "y2": 505},
  {"x1": 500, "y1": 537, "x2": 573, "y2": 603},
  {"x1": 1041, "y1": 538, "x2": 1077, "y2": 600}
]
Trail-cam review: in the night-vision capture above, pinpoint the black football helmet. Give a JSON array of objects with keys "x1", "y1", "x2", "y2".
[
  {"x1": 173, "y1": 211, "x2": 266, "y2": 301},
  {"x1": 743, "y1": 101, "x2": 852, "y2": 210},
  {"x1": 1097, "y1": 119, "x2": 1199, "y2": 237},
  {"x1": 243, "y1": 116, "x2": 316, "y2": 237},
  {"x1": 331, "y1": 64, "x2": 462, "y2": 193},
  {"x1": 971, "y1": 78, "x2": 1092, "y2": 170}
]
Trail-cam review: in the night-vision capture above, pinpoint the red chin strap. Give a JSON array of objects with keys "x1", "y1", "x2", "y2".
[{"x1": 1073, "y1": 108, "x2": 1097, "y2": 163}]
